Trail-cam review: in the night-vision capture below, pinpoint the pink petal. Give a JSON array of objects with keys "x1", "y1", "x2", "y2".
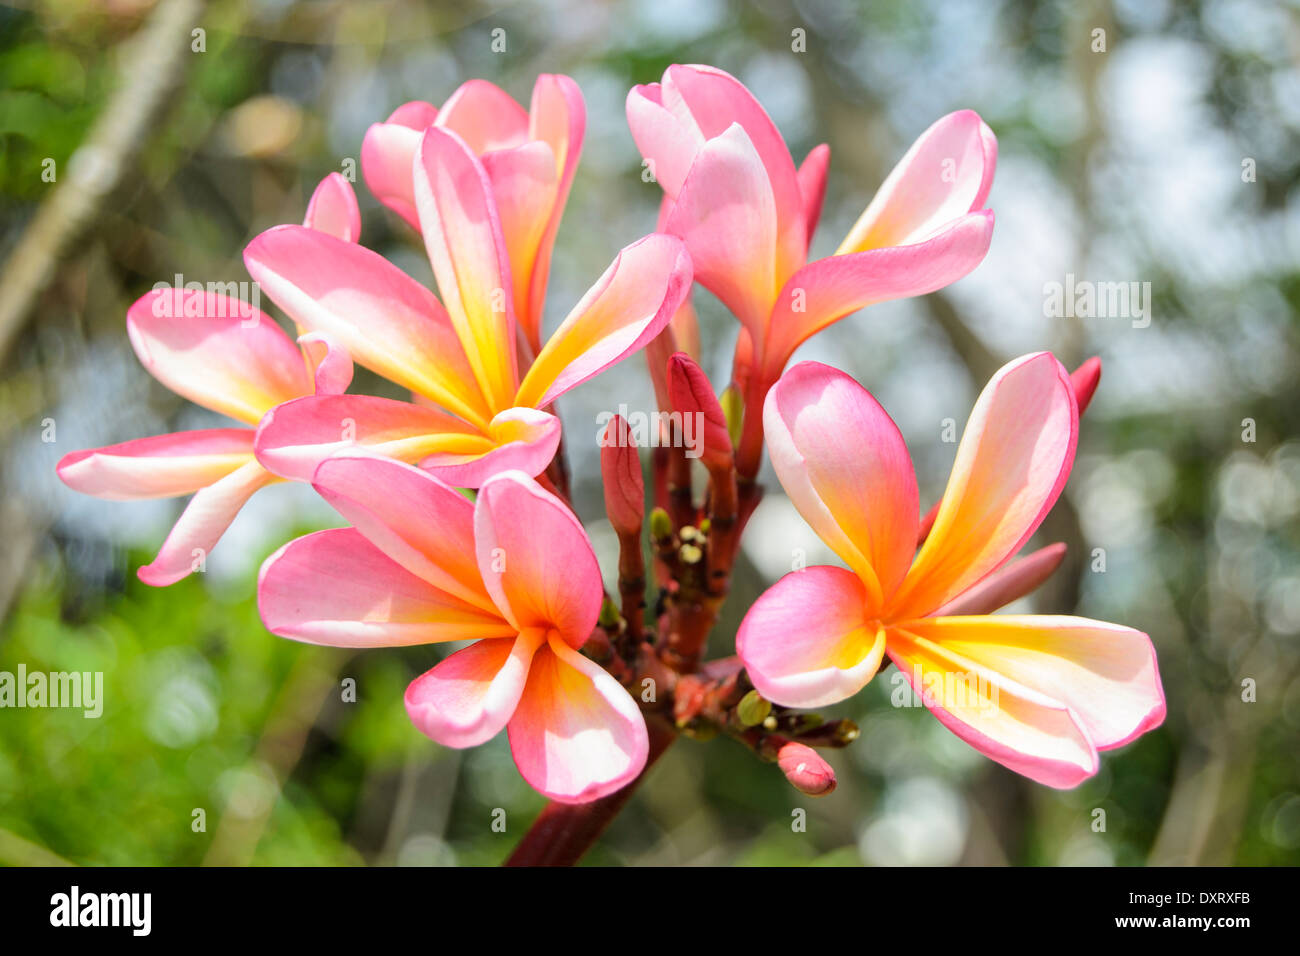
[
  {"x1": 663, "y1": 123, "x2": 778, "y2": 343},
  {"x1": 137, "y1": 459, "x2": 275, "y2": 586},
  {"x1": 57, "y1": 428, "x2": 253, "y2": 499},
  {"x1": 303, "y1": 172, "x2": 361, "y2": 242},
  {"x1": 126, "y1": 288, "x2": 311, "y2": 425},
  {"x1": 514, "y1": 233, "x2": 691, "y2": 409},
  {"x1": 387, "y1": 100, "x2": 438, "y2": 130},
  {"x1": 414, "y1": 128, "x2": 519, "y2": 413},
  {"x1": 625, "y1": 81, "x2": 704, "y2": 198},
  {"x1": 762, "y1": 211, "x2": 995, "y2": 379},
  {"x1": 764, "y1": 362, "x2": 919, "y2": 610},
  {"x1": 310, "y1": 455, "x2": 497, "y2": 614},
  {"x1": 473, "y1": 471, "x2": 602, "y2": 647},
  {"x1": 243, "y1": 224, "x2": 490, "y2": 427},
  {"x1": 479, "y1": 141, "x2": 558, "y2": 354},
  {"x1": 360, "y1": 121, "x2": 423, "y2": 230},
  {"x1": 419, "y1": 406, "x2": 561, "y2": 488},
  {"x1": 523, "y1": 73, "x2": 586, "y2": 349},
  {"x1": 932, "y1": 543, "x2": 1067, "y2": 617},
  {"x1": 797, "y1": 143, "x2": 830, "y2": 244},
  {"x1": 736, "y1": 565, "x2": 885, "y2": 708},
  {"x1": 890, "y1": 352, "x2": 1077, "y2": 620},
  {"x1": 254, "y1": 393, "x2": 483, "y2": 482},
  {"x1": 297, "y1": 331, "x2": 353, "y2": 396},
  {"x1": 838, "y1": 110, "x2": 997, "y2": 254},
  {"x1": 259, "y1": 528, "x2": 513, "y2": 647},
  {"x1": 434, "y1": 79, "x2": 530, "y2": 153},
  {"x1": 660, "y1": 64, "x2": 805, "y2": 276},
  {"x1": 898, "y1": 615, "x2": 1165, "y2": 751},
  {"x1": 885, "y1": 626, "x2": 1099, "y2": 789},
  {"x1": 405, "y1": 631, "x2": 544, "y2": 748},
  {"x1": 507, "y1": 634, "x2": 649, "y2": 803}
]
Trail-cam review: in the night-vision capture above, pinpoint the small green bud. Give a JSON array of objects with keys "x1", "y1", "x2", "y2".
[
  {"x1": 720, "y1": 385, "x2": 743, "y2": 448},
  {"x1": 597, "y1": 597, "x2": 620, "y2": 630},
  {"x1": 737, "y1": 690, "x2": 771, "y2": 727},
  {"x1": 649, "y1": 507, "x2": 672, "y2": 540}
]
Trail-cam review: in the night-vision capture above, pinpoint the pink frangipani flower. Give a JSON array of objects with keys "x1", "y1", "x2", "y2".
[
  {"x1": 627, "y1": 65, "x2": 996, "y2": 473},
  {"x1": 247, "y1": 126, "x2": 691, "y2": 489},
  {"x1": 361, "y1": 75, "x2": 584, "y2": 354},
  {"x1": 55, "y1": 175, "x2": 358, "y2": 586},
  {"x1": 258, "y1": 457, "x2": 648, "y2": 803},
  {"x1": 736, "y1": 354, "x2": 1165, "y2": 788}
]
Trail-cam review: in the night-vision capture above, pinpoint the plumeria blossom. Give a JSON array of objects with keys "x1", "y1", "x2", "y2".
[
  {"x1": 737, "y1": 354, "x2": 1165, "y2": 788},
  {"x1": 55, "y1": 174, "x2": 358, "y2": 586},
  {"x1": 360, "y1": 75, "x2": 584, "y2": 354},
  {"x1": 247, "y1": 125, "x2": 691, "y2": 488},
  {"x1": 257, "y1": 457, "x2": 649, "y2": 803},
  {"x1": 628, "y1": 65, "x2": 996, "y2": 472}
]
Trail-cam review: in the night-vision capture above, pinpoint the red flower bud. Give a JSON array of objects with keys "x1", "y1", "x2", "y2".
[
  {"x1": 1070, "y1": 356, "x2": 1101, "y2": 416},
  {"x1": 777, "y1": 741, "x2": 837, "y2": 797},
  {"x1": 666, "y1": 352, "x2": 732, "y2": 473},
  {"x1": 600, "y1": 415, "x2": 644, "y2": 537}
]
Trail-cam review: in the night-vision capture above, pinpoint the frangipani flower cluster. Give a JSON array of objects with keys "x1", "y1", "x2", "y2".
[{"x1": 57, "y1": 64, "x2": 1164, "y2": 828}]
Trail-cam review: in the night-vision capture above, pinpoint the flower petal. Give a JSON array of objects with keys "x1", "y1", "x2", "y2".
[
  {"x1": 254, "y1": 393, "x2": 484, "y2": 483},
  {"x1": 890, "y1": 352, "x2": 1077, "y2": 620},
  {"x1": 414, "y1": 128, "x2": 519, "y2": 413},
  {"x1": 764, "y1": 362, "x2": 919, "y2": 610},
  {"x1": 361, "y1": 121, "x2": 423, "y2": 229},
  {"x1": 434, "y1": 79, "x2": 530, "y2": 153},
  {"x1": 126, "y1": 288, "x2": 311, "y2": 425},
  {"x1": 243, "y1": 224, "x2": 490, "y2": 427},
  {"x1": 507, "y1": 634, "x2": 649, "y2": 803},
  {"x1": 310, "y1": 455, "x2": 496, "y2": 614},
  {"x1": 838, "y1": 110, "x2": 997, "y2": 254},
  {"x1": 137, "y1": 459, "x2": 275, "y2": 586},
  {"x1": 514, "y1": 233, "x2": 691, "y2": 409},
  {"x1": 932, "y1": 542, "x2": 1066, "y2": 617},
  {"x1": 897, "y1": 615, "x2": 1165, "y2": 751},
  {"x1": 663, "y1": 123, "x2": 778, "y2": 344},
  {"x1": 886, "y1": 625, "x2": 1099, "y2": 788},
  {"x1": 57, "y1": 429, "x2": 253, "y2": 499},
  {"x1": 797, "y1": 143, "x2": 830, "y2": 243},
  {"x1": 523, "y1": 73, "x2": 585, "y2": 349},
  {"x1": 763, "y1": 212, "x2": 995, "y2": 379},
  {"x1": 420, "y1": 406, "x2": 560, "y2": 488},
  {"x1": 259, "y1": 528, "x2": 512, "y2": 647},
  {"x1": 473, "y1": 471, "x2": 601, "y2": 647},
  {"x1": 736, "y1": 565, "x2": 884, "y2": 708},
  {"x1": 303, "y1": 172, "x2": 361, "y2": 242},
  {"x1": 297, "y1": 331, "x2": 353, "y2": 396},
  {"x1": 480, "y1": 141, "x2": 559, "y2": 352},
  {"x1": 405, "y1": 630, "x2": 544, "y2": 748}
]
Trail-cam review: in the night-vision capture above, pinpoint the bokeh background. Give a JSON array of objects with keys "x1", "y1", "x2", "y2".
[{"x1": 1, "y1": 0, "x2": 1298, "y2": 866}]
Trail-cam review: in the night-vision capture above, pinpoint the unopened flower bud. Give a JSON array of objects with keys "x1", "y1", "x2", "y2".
[
  {"x1": 666, "y1": 352, "x2": 733, "y2": 472},
  {"x1": 720, "y1": 385, "x2": 743, "y2": 449},
  {"x1": 777, "y1": 742, "x2": 837, "y2": 796},
  {"x1": 1071, "y1": 356, "x2": 1101, "y2": 416},
  {"x1": 649, "y1": 507, "x2": 672, "y2": 541},
  {"x1": 600, "y1": 415, "x2": 644, "y2": 537}
]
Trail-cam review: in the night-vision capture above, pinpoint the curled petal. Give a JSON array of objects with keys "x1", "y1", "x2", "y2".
[
  {"x1": 297, "y1": 331, "x2": 353, "y2": 396},
  {"x1": 405, "y1": 630, "x2": 544, "y2": 748},
  {"x1": 838, "y1": 110, "x2": 997, "y2": 254},
  {"x1": 127, "y1": 288, "x2": 310, "y2": 425},
  {"x1": 360, "y1": 121, "x2": 423, "y2": 229},
  {"x1": 259, "y1": 528, "x2": 512, "y2": 647},
  {"x1": 137, "y1": 459, "x2": 275, "y2": 586},
  {"x1": 764, "y1": 362, "x2": 919, "y2": 610},
  {"x1": 303, "y1": 172, "x2": 361, "y2": 242},
  {"x1": 473, "y1": 471, "x2": 602, "y2": 647},
  {"x1": 625, "y1": 81, "x2": 704, "y2": 199},
  {"x1": 890, "y1": 352, "x2": 1077, "y2": 620},
  {"x1": 514, "y1": 233, "x2": 692, "y2": 409},
  {"x1": 1071, "y1": 356, "x2": 1102, "y2": 415},
  {"x1": 57, "y1": 429, "x2": 253, "y2": 500},
  {"x1": 933, "y1": 543, "x2": 1067, "y2": 617},
  {"x1": 737, "y1": 566, "x2": 884, "y2": 709},
  {"x1": 419, "y1": 407, "x2": 561, "y2": 488},
  {"x1": 507, "y1": 634, "x2": 650, "y2": 804},
  {"x1": 797, "y1": 143, "x2": 830, "y2": 244}
]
